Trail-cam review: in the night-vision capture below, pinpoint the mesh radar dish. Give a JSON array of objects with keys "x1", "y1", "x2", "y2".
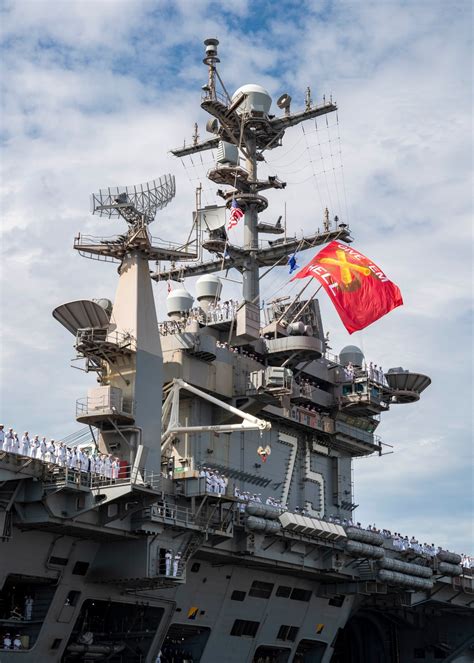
[{"x1": 91, "y1": 174, "x2": 176, "y2": 225}]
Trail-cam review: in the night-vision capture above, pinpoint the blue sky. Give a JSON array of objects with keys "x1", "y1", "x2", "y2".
[{"x1": 0, "y1": 0, "x2": 472, "y2": 553}]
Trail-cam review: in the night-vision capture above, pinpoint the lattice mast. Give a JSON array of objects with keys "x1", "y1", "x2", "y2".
[{"x1": 167, "y1": 38, "x2": 351, "y2": 306}]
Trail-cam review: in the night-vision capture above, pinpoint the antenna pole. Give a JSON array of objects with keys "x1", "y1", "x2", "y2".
[
  {"x1": 243, "y1": 134, "x2": 260, "y2": 305},
  {"x1": 203, "y1": 38, "x2": 220, "y2": 101}
]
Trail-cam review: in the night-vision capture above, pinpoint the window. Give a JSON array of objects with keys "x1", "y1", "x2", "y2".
[
  {"x1": 231, "y1": 590, "x2": 246, "y2": 601},
  {"x1": 276, "y1": 585, "x2": 292, "y2": 598},
  {"x1": 230, "y1": 619, "x2": 260, "y2": 637},
  {"x1": 249, "y1": 580, "x2": 274, "y2": 599},
  {"x1": 49, "y1": 556, "x2": 68, "y2": 566},
  {"x1": 51, "y1": 639, "x2": 62, "y2": 650},
  {"x1": 328, "y1": 594, "x2": 345, "y2": 607},
  {"x1": 290, "y1": 588, "x2": 312, "y2": 602},
  {"x1": 72, "y1": 561, "x2": 89, "y2": 576},
  {"x1": 190, "y1": 563, "x2": 200, "y2": 573},
  {"x1": 65, "y1": 591, "x2": 81, "y2": 607},
  {"x1": 277, "y1": 625, "x2": 299, "y2": 642}
]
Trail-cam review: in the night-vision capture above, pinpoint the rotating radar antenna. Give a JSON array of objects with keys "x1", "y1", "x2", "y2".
[
  {"x1": 75, "y1": 173, "x2": 197, "y2": 263},
  {"x1": 91, "y1": 174, "x2": 176, "y2": 226}
]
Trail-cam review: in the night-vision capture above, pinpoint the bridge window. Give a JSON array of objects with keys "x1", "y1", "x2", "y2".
[
  {"x1": 231, "y1": 590, "x2": 246, "y2": 601},
  {"x1": 276, "y1": 585, "x2": 292, "y2": 598},
  {"x1": 249, "y1": 580, "x2": 274, "y2": 599},
  {"x1": 290, "y1": 588, "x2": 312, "y2": 602},
  {"x1": 277, "y1": 625, "x2": 299, "y2": 642},
  {"x1": 230, "y1": 619, "x2": 260, "y2": 637},
  {"x1": 72, "y1": 561, "x2": 89, "y2": 576}
]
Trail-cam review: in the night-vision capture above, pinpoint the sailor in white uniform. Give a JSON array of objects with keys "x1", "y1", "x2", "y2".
[
  {"x1": 40, "y1": 437, "x2": 48, "y2": 461},
  {"x1": 30, "y1": 435, "x2": 40, "y2": 458},
  {"x1": 0, "y1": 425, "x2": 4, "y2": 451},
  {"x1": 5, "y1": 428, "x2": 14, "y2": 453},
  {"x1": 13, "y1": 635, "x2": 22, "y2": 650},
  {"x1": 12, "y1": 433, "x2": 20, "y2": 454},
  {"x1": 58, "y1": 443, "x2": 67, "y2": 467},
  {"x1": 205, "y1": 469, "x2": 212, "y2": 493},
  {"x1": 104, "y1": 455, "x2": 113, "y2": 480},
  {"x1": 173, "y1": 551, "x2": 181, "y2": 577},
  {"x1": 21, "y1": 432, "x2": 31, "y2": 456},
  {"x1": 48, "y1": 440, "x2": 56, "y2": 463},
  {"x1": 3, "y1": 633, "x2": 12, "y2": 649},
  {"x1": 165, "y1": 550, "x2": 172, "y2": 575}
]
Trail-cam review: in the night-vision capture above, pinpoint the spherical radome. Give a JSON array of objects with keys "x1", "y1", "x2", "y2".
[{"x1": 339, "y1": 345, "x2": 365, "y2": 367}]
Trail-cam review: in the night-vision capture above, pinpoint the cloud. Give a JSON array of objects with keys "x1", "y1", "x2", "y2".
[{"x1": 0, "y1": 0, "x2": 472, "y2": 553}]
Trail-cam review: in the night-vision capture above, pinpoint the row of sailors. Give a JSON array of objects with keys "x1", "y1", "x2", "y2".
[
  {"x1": 343, "y1": 362, "x2": 388, "y2": 386},
  {"x1": 0, "y1": 428, "x2": 120, "y2": 479},
  {"x1": 461, "y1": 555, "x2": 474, "y2": 569},
  {"x1": 198, "y1": 467, "x2": 229, "y2": 495},
  {"x1": 206, "y1": 300, "x2": 239, "y2": 323}
]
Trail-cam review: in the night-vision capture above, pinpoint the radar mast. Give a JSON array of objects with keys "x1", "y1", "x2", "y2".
[{"x1": 157, "y1": 38, "x2": 351, "y2": 322}]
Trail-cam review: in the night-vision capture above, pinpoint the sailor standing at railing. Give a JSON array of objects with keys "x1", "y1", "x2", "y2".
[
  {"x1": 111, "y1": 457, "x2": 120, "y2": 481},
  {"x1": 172, "y1": 551, "x2": 181, "y2": 577},
  {"x1": 58, "y1": 442, "x2": 67, "y2": 467},
  {"x1": 30, "y1": 435, "x2": 39, "y2": 458},
  {"x1": 0, "y1": 424, "x2": 4, "y2": 451},
  {"x1": 104, "y1": 454, "x2": 112, "y2": 480},
  {"x1": 165, "y1": 549, "x2": 172, "y2": 575},
  {"x1": 39, "y1": 436, "x2": 47, "y2": 461},
  {"x1": 20, "y1": 432, "x2": 30, "y2": 456},
  {"x1": 12, "y1": 432, "x2": 20, "y2": 454},
  {"x1": 4, "y1": 428, "x2": 14, "y2": 452},
  {"x1": 48, "y1": 439, "x2": 56, "y2": 463}
]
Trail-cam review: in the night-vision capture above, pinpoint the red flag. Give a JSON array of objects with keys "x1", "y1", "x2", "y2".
[{"x1": 292, "y1": 241, "x2": 403, "y2": 334}]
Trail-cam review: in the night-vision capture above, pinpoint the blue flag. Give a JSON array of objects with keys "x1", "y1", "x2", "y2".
[{"x1": 288, "y1": 253, "x2": 298, "y2": 274}]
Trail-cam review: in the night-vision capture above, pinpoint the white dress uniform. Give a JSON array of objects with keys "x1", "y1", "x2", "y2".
[
  {"x1": 40, "y1": 438, "x2": 48, "y2": 461},
  {"x1": 58, "y1": 444, "x2": 66, "y2": 467},
  {"x1": 0, "y1": 428, "x2": 5, "y2": 451},
  {"x1": 21, "y1": 434, "x2": 30, "y2": 456},
  {"x1": 3, "y1": 635, "x2": 12, "y2": 649},
  {"x1": 30, "y1": 436, "x2": 40, "y2": 458},
  {"x1": 104, "y1": 457, "x2": 112, "y2": 479},
  {"x1": 165, "y1": 550, "x2": 172, "y2": 575},
  {"x1": 172, "y1": 552, "x2": 181, "y2": 576},
  {"x1": 5, "y1": 430, "x2": 14, "y2": 452},
  {"x1": 48, "y1": 441, "x2": 56, "y2": 463},
  {"x1": 12, "y1": 434, "x2": 20, "y2": 454}
]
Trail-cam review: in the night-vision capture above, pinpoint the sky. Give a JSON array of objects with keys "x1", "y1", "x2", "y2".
[{"x1": 0, "y1": 0, "x2": 472, "y2": 553}]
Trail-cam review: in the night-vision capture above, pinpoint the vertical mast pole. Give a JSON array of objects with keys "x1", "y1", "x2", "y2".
[{"x1": 243, "y1": 134, "x2": 260, "y2": 306}]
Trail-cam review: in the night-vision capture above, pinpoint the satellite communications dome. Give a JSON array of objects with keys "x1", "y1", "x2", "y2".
[
  {"x1": 166, "y1": 288, "x2": 194, "y2": 317},
  {"x1": 339, "y1": 345, "x2": 365, "y2": 368},
  {"x1": 196, "y1": 274, "x2": 222, "y2": 302},
  {"x1": 232, "y1": 84, "x2": 272, "y2": 115},
  {"x1": 95, "y1": 298, "x2": 113, "y2": 317}
]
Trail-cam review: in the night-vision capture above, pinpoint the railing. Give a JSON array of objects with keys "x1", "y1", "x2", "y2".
[
  {"x1": 75, "y1": 395, "x2": 134, "y2": 419},
  {"x1": 43, "y1": 463, "x2": 162, "y2": 492},
  {"x1": 76, "y1": 328, "x2": 136, "y2": 351},
  {"x1": 290, "y1": 406, "x2": 335, "y2": 433},
  {"x1": 201, "y1": 89, "x2": 229, "y2": 105}
]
